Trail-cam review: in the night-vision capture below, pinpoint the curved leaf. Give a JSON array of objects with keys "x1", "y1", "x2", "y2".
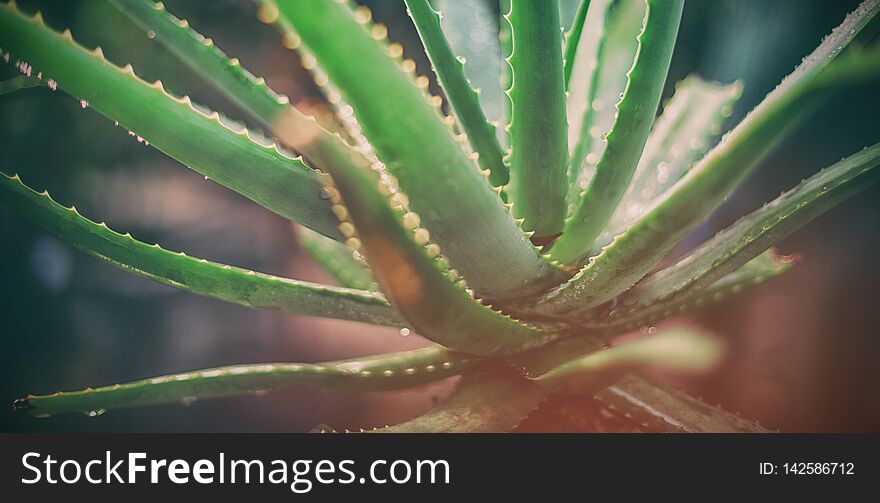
[
  {"x1": 312, "y1": 129, "x2": 563, "y2": 355},
  {"x1": 371, "y1": 364, "x2": 544, "y2": 433},
  {"x1": 586, "y1": 250, "x2": 795, "y2": 331},
  {"x1": 624, "y1": 143, "x2": 880, "y2": 308},
  {"x1": 566, "y1": 0, "x2": 642, "y2": 206},
  {"x1": 0, "y1": 172, "x2": 399, "y2": 327},
  {"x1": 109, "y1": 0, "x2": 289, "y2": 128},
  {"x1": 16, "y1": 346, "x2": 473, "y2": 417},
  {"x1": 273, "y1": 0, "x2": 566, "y2": 299},
  {"x1": 533, "y1": 328, "x2": 723, "y2": 394},
  {"x1": 538, "y1": 0, "x2": 880, "y2": 315},
  {"x1": 597, "y1": 374, "x2": 771, "y2": 433},
  {"x1": 551, "y1": 0, "x2": 684, "y2": 264},
  {"x1": 404, "y1": 0, "x2": 508, "y2": 186},
  {"x1": 597, "y1": 75, "x2": 741, "y2": 249},
  {"x1": 0, "y1": 4, "x2": 341, "y2": 239}
]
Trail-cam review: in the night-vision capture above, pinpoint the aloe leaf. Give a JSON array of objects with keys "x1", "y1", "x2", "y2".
[
  {"x1": 624, "y1": 143, "x2": 880, "y2": 308},
  {"x1": 597, "y1": 76, "x2": 742, "y2": 249},
  {"x1": 0, "y1": 74, "x2": 43, "y2": 94},
  {"x1": 404, "y1": 0, "x2": 508, "y2": 186},
  {"x1": 434, "y1": 0, "x2": 505, "y2": 127},
  {"x1": 564, "y1": 0, "x2": 612, "y2": 163},
  {"x1": 0, "y1": 4, "x2": 342, "y2": 239},
  {"x1": 0, "y1": 172, "x2": 399, "y2": 327},
  {"x1": 16, "y1": 346, "x2": 473, "y2": 417},
  {"x1": 108, "y1": 0, "x2": 289, "y2": 128},
  {"x1": 273, "y1": 0, "x2": 566, "y2": 300},
  {"x1": 587, "y1": 250, "x2": 795, "y2": 331},
  {"x1": 371, "y1": 364, "x2": 545, "y2": 433},
  {"x1": 566, "y1": 0, "x2": 643, "y2": 206},
  {"x1": 533, "y1": 328, "x2": 723, "y2": 394},
  {"x1": 511, "y1": 334, "x2": 767, "y2": 432},
  {"x1": 313, "y1": 131, "x2": 563, "y2": 356},
  {"x1": 502, "y1": 0, "x2": 569, "y2": 237},
  {"x1": 597, "y1": 374, "x2": 771, "y2": 433},
  {"x1": 110, "y1": 0, "x2": 367, "y2": 169},
  {"x1": 295, "y1": 225, "x2": 379, "y2": 291},
  {"x1": 562, "y1": 0, "x2": 592, "y2": 87},
  {"x1": 538, "y1": 0, "x2": 880, "y2": 315},
  {"x1": 551, "y1": 0, "x2": 684, "y2": 264}
]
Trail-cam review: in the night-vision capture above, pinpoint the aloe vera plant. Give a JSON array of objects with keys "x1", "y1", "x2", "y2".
[{"x1": 1, "y1": 0, "x2": 879, "y2": 432}]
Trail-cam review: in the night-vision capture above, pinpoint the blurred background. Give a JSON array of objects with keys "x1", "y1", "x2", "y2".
[{"x1": 1, "y1": 0, "x2": 878, "y2": 432}]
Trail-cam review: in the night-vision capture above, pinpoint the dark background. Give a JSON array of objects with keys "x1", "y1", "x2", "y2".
[{"x1": 1, "y1": 0, "x2": 878, "y2": 432}]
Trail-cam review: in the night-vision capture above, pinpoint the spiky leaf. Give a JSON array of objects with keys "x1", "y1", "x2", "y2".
[
  {"x1": 538, "y1": 0, "x2": 880, "y2": 315},
  {"x1": 404, "y1": 0, "x2": 507, "y2": 186},
  {"x1": 372, "y1": 364, "x2": 544, "y2": 433},
  {"x1": 551, "y1": 0, "x2": 684, "y2": 264},
  {"x1": 273, "y1": 0, "x2": 566, "y2": 299},
  {"x1": 0, "y1": 4, "x2": 341, "y2": 238},
  {"x1": 0, "y1": 172, "x2": 398, "y2": 326},
  {"x1": 502, "y1": 0, "x2": 569, "y2": 236},
  {"x1": 625, "y1": 143, "x2": 880, "y2": 308},
  {"x1": 17, "y1": 346, "x2": 473, "y2": 416}
]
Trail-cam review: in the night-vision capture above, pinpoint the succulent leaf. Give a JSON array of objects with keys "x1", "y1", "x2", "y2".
[
  {"x1": 109, "y1": 0, "x2": 290, "y2": 128},
  {"x1": 538, "y1": 0, "x2": 880, "y2": 315},
  {"x1": 588, "y1": 250, "x2": 794, "y2": 331},
  {"x1": 566, "y1": 0, "x2": 642, "y2": 206},
  {"x1": 562, "y1": 0, "x2": 594, "y2": 87},
  {"x1": 296, "y1": 225, "x2": 379, "y2": 291},
  {"x1": 434, "y1": 0, "x2": 506, "y2": 127},
  {"x1": 371, "y1": 364, "x2": 545, "y2": 433},
  {"x1": 404, "y1": 0, "x2": 508, "y2": 186},
  {"x1": 502, "y1": 0, "x2": 569, "y2": 236},
  {"x1": 551, "y1": 0, "x2": 684, "y2": 264},
  {"x1": 0, "y1": 4, "x2": 342, "y2": 239},
  {"x1": 597, "y1": 374, "x2": 771, "y2": 433},
  {"x1": 273, "y1": 0, "x2": 566, "y2": 300},
  {"x1": 313, "y1": 131, "x2": 562, "y2": 356},
  {"x1": 533, "y1": 328, "x2": 723, "y2": 394},
  {"x1": 0, "y1": 172, "x2": 399, "y2": 327},
  {"x1": 597, "y1": 75, "x2": 742, "y2": 249},
  {"x1": 17, "y1": 346, "x2": 473, "y2": 417},
  {"x1": 624, "y1": 143, "x2": 880, "y2": 308}
]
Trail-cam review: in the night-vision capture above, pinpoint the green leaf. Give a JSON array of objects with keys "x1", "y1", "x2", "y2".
[
  {"x1": 511, "y1": 335, "x2": 767, "y2": 433},
  {"x1": 108, "y1": 0, "x2": 289, "y2": 128},
  {"x1": 16, "y1": 346, "x2": 473, "y2": 417},
  {"x1": 296, "y1": 224, "x2": 379, "y2": 291},
  {"x1": 596, "y1": 374, "x2": 771, "y2": 433},
  {"x1": 434, "y1": 0, "x2": 505, "y2": 126},
  {"x1": 0, "y1": 74, "x2": 43, "y2": 94},
  {"x1": 110, "y1": 0, "x2": 371, "y2": 180},
  {"x1": 551, "y1": 0, "x2": 684, "y2": 264},
  {"x1": 623, "y1": 143, "x2": 880, "y2": 308},
  {"x1": 371, "y1": 364, "x2": 545, "y2": 432},
  {"x1": 597, "y1": 75, "x2": 741, "y2": 249},
  {"x1": 502, "y1": 0, "x2": 569, "y2": 236},
  {"x1": 313, "y1": 131, "x2": 563, "y2": 356},
  {"x1": 587, "y1": 250, "x2": 795, "y2": 332},
  {"x1": 273, "y1": 0, "x2": 566, "y2": 300},
  {"x1": 562, "y1": 0, "x2": 593, "y2": 88},
  {"x1": 537, "y1": 0, "x2": 880, "y2": 315},
  {"x1": 533, "y1": 328, "x2": 723, "y2": 394},
  {"x1": 0, "y1": 4, "x2": 342, "y2": 239},
  {"x1": 566, "y1": 0, "x2": 642, "y2": 207},
  {"x1": 404, "y1": 0, "x2": 508, "y2": 186},
  {"x1": 0, "y1": 172, "x2": 399, "y2": 327}
]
